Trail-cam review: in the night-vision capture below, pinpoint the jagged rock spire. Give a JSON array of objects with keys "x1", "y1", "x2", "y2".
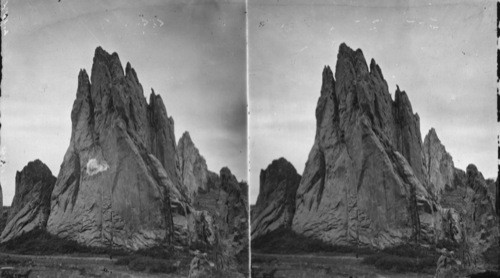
[
  {"x1": 292, "y1": 43, "x2": 436, "y2": 248},
  {"x1": 47, "y1": 47, "x2": 188, "y2": 250}
]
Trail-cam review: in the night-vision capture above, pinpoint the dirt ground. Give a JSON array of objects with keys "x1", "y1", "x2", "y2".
[
  {"x1": 251, "y1": 253, "x2": 434, "y2": 278},
  {"x1": 0, "y1": 253, "x2": 187, "y2": 278}
]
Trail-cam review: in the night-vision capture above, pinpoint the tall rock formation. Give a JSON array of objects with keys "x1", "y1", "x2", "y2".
[
  {"x1": 292, "y1": 43, "x2": 438, "y2": 248},
  {"x1": 177, "y1": 132, "x2": 210, "y2": 202},
  {"x1": 251, "y1": 158, "x2": 301, "y2": 240},
  {"x1": 46, "y1": 47, "x2": 190, "y2": 250},
  {"x1": 1, "y1": 160, "x2": 56, "y2": 242},
  {"x1": 423, "y1": 128, "x2": 455, "y2": 198}
]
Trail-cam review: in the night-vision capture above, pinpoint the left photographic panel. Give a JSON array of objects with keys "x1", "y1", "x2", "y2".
[{"x1": 0, "y1": 0, "x2": 248, "y2": 277}]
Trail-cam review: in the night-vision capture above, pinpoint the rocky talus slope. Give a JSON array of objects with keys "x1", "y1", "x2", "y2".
[
  {"x1": 251, "y1": 158, "x2": 301, "y2": 240},
  {"x1": 1, "y1": 160, "x2": 56, "y2": 242}
]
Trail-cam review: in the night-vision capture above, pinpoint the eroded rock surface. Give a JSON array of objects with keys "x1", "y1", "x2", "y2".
[
  {"x1": 46, "y1": 47, "x2": 190, "y2": 250},
  {"x1": 291, "y1": 43, "x2": 439, "y2": 248},
  {"x1": 213, "y1": 168, "x2": 248, "y2": 273},
  {"x1": 251, "y1": 158, "x2": 301, "y2": 240},
  {"x1": 188, "y1": 253, "x2": 215, "y2": 278},
  {"x1": 459, "y1": 165, "x2": 498, "y2": 269},
  {"x1": 177, "y1": 132, "x2": 210, "y2": 202},
  {"x1": 1, "y1": 160, "x2": 56, "y2": 242},
  {"x1": 423, "y1": 128, "x2": 455, "y2": 198}
]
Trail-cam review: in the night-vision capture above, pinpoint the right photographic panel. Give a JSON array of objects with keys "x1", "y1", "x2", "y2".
[{"x1": 248, "y1": 1, "x2": 498, "y2": 277}]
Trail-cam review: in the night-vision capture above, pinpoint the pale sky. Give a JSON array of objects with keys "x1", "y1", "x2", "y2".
[
  {"x1": 249, "y1": 0, "x2": 497, "y2": 204},
  {"x1": 1, "y1": 0, "x2": 247, "y2": 205}
]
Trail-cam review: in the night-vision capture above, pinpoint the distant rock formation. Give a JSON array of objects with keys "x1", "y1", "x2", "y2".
[
  {"x1": 1, "y1": 160, "x2": 56, "y2": 242},
  {"x1": 177, "y1": 132, "x2": 210, "y2": 202},
  {"x1": 291, "y1": 43, "x2": 438, "y2": 248},
  {"x1": 46, "y1": 47, "x2": 193, "y2": 250},
  {"x1": 423, "y1": 128, "x2": 455, "y2": 198},
  {"x1": 251, "y1": 158, "x2": 301, "y2": 240}
]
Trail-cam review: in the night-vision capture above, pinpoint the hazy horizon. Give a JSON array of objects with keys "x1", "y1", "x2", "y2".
[
  {"x1": 249, "y1": 0, "x2": 497, "y2": 204},
  {"x1": 1, "y1": 0, "x2": 247, "y2": 206}
]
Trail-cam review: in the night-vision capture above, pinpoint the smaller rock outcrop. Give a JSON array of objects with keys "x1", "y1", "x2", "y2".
[
  {"x1": 423, "y1": 128, "x2": 455, "y2": 198},
  {"x1": 251, "y1": 158, "x2": 301, "y2": 240},
  {"x1": 459, "y1": 164, "x2": 498, "y2": 269},
  {"x1": 1, "y1": 160, "x2": 56, "y2": 242},
  {"x1": 213, "y1": 167, "x2": 248, "y2": 272},
  {"x1": 177, "y1": 132, "x2": 210, "y2": 202}
]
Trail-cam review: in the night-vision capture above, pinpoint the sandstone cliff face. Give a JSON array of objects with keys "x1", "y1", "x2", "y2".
[
  {"x1": 177, "y1": 132, "x2": 210, "y2": 202},
  {"x1": 251, "y1": 158, "x2": 301, "y2": 240},
  {"x1": 46, "y1": 47, "x2": 191, "y2": 250},
  {"x1": 423, "y1": 128, "x2": 455, "y2": 198},
  {"x1": 292, "y1": 43, "x2": 437, "y2": 248},
  {"x1": 1, "y1": 160, "x2": 56, "y2": 242}
]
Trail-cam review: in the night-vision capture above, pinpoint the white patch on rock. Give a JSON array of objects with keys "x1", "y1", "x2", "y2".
[{"x1": 86, "y1": 158, "x2": 109, "y2": 176}]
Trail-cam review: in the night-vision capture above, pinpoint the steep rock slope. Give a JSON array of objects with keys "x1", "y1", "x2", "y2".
[
  {"x1": 423, "y1": 128, "x2": 455, "y2": 198},
  {"x1": 292, "y1": 43, "x2": 438, "y2": 248},
  {"x1": 177, "y1": 132, "x2": 210, "y2": 202},
  {"x1": 1, "y1": 160, "x2": 56, "y2": 242},
  {"x1": 251, "y1": 158, "x2": 301, "y2": 240},
  {"x1": 46, "y1": 47, "x2": 191, "y2": 250}
]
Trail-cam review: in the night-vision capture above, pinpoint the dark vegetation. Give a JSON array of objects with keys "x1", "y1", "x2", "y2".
[
  {"x1": 115, "y1": 255, "x2": 179, "y2": 273},
  {"x1": 0, "y1": 229, "x2": 127, "y2": 256},
  {"x1": 253, "y1": 228, "x2": 447, "y2": 274},
  {"x1": 468, "y1": 271, "x2": 500, "y2": 278},
  {"x1": 0, "y1": 229, "x2": 193, "y2": 274},
  {"x1": 0, "y1": 255, "x2": 33, "y2": 266},
  {"x1": 251, "y1": 228, "x2": 374, "y2": 255},
  {"x1": 483, "y1": 245, "x2": 500, "y2": 267},
  {"x1": 362, "y1": 244, "x2": 439, "y2": 274}
]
